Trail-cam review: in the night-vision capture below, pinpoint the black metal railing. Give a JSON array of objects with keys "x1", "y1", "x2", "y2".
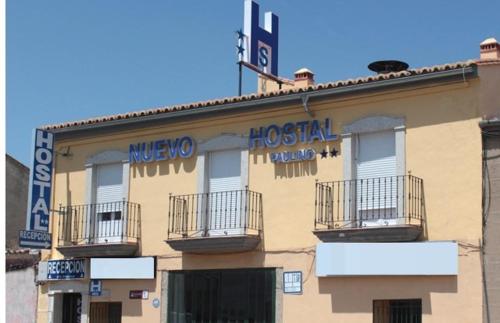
[
  {"x1": 167, "y1": 189, "x2": 263, "y2": 239},
  {"x1": 58, "y1": 201, "x2": 141, "y2": 246},
  {"x1": 315, "y1": 175, "x2": 424, "y2": 230}
]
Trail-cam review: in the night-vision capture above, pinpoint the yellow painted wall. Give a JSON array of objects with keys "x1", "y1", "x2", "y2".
[{"x1": 39, "y1": 77, "x2": 484, "y2": 322}]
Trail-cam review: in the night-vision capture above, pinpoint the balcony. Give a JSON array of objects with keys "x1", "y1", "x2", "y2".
[
  {"x1": 166, "y1": 189, "x2": 263, "y2": 253},
  {"x1": 314, "y1": 175, "x2": 424, "y2": 242},
  {"x1": 57, "y1": 201, "x2": 141, "y2": 257}
]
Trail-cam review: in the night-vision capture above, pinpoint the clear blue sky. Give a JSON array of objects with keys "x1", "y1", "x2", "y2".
[{"x1": 7, "y1": 0, "x2": 500, "y2": 166}]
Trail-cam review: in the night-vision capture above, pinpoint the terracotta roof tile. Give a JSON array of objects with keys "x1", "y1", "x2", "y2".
[{"x1": 44, "y1": 60, "x2": 476, "y2": 131}]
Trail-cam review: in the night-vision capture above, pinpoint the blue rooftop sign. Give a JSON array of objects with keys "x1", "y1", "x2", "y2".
[{"x1": 239, "y1": 0, "x2": 279, "y2": 76}]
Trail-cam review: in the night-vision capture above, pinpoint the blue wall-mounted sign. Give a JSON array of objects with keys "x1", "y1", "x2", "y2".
[
  {"x1": 283, "y1": 271, "x2": 303, "y2": 294},
  {"x1": 90, "y1": 279, "x2": 102, "y2": 296},
  {"x1": 239, "y1": 0, "x2": 279, "y2": 76},
  {"x1": 249, "y1": 118, "x2": 338, "y2": 150},
  {"x1": 19, "y1": 230, "x2": 52, "y2": 249},
  {"x1": 271, "y1": 149, "x2": 316, "y2": 164},
  {"x1": 47, "y1": 259, "x2": 86, "y2": 280},
  {"x1": 129, "y1": 136, "x2": 195, "y2": 164},
  {"x1": 26, "y1": 129, "x2": 54, "y2": 232}
]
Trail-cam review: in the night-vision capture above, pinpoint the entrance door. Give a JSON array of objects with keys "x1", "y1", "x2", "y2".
[
  {"x1": 62, "y1": 293, "x2": 82, "y2": 323},
  {"x1": 207, "y1": 149, "x2": 243, "y2": 236},
  {"x1": 356, "y1": 131, "x2": 397, "y2": 226},
  {"x1": 90, "y1": 302, "x2": 122, "y2": 323},
  {"x1": 168, "y1": 268, "x2": 276, "y2": 323},
  {"x1": 95, "y1": 163, "x2": 124, "y2": 243}
]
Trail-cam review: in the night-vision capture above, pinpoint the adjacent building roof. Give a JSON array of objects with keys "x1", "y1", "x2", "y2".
[
  {"x1": 44, "y1": 60, "x2": 476, "y2": 132},
  {"x1": 6, "y1": 249, "x2": 39, "y2": 271}
]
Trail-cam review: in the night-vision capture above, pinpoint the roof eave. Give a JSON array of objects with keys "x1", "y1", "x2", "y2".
[{"x1": 50, "y1": 65, "x2": 478, "y2": 140}]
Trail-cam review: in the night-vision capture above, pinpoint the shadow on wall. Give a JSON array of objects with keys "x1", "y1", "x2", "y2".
[
  {"x1": 318, "y1": 275, "x2": 457, "y2": 314},
  {"x1": 181, "y1": 251, "x2": 266, "y2": 270},
  {"x1": 131, "y1": 158, "x2": 196, "y2": 178},
  {"x1": 103, "y1": 279, "x2": 157, "y2": 317},
  {"x1": 251, "y1": 148, "x2": 322, "y2": 179},
  {"x1": 274, "y1": 159, "x2": 318, "y2": 178}
]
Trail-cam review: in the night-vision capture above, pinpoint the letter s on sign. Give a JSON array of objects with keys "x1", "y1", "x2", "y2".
[{"x1": 259, "y1": 47, "x2": 268, "y2": 67}]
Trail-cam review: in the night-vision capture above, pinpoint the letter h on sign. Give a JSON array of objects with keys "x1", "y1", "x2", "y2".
[{"x1": 243, "y1": 0, "x2": 279, "y2": 76}]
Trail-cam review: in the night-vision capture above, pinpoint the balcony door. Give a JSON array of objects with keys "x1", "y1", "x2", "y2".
[
  {"x1": 356, "y1": 130, "x2": 398, "y2": 226},
  {"x1": 95, "y1": 163, "x2": 124, "y2": 243},
  {"x1": 207, "y1": 149, "x2": 243, "y2": 236}
]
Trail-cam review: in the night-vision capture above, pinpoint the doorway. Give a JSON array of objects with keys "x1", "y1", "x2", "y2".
[
  {"x1": 168, "y1": 268, "x2": 276, "y2": 323},
  {"x1": 62, "y1": 293, "x2": 82, "y2": 323},
  {"x1": 90, "y1": 302, "x2": 122, "y2": 323}
]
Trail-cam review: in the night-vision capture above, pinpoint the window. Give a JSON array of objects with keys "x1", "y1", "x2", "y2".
[
  {"x1": 85, "y1": 151, "x2": 129, "y2": 242},
  {"x1": 373, "y1": 299, "x2": 422, "y2": 323},
  {"x1": 196, "y1": 135, "x2": 249, "y2": 236},
  {"x1": 341, "y1": 116, "x2": 406, "y2": 227}
]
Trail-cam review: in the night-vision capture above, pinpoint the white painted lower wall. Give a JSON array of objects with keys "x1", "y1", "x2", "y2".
[{"x1": 6, "y1": 267, "x2": 38, "y2": 323}]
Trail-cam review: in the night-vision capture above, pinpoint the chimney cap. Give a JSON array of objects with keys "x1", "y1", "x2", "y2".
[
  {"x1": 481, "y1": 37, "x2": 498, "y2": 46},
  {"x1": 294, "y1": 68, "x2": 314, "y2": 76},
  {"x1": 368, "y1": 60, "x2": 409, "y2": 74}
]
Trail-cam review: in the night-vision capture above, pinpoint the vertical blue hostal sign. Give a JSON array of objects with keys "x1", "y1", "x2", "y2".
[{"x1": 19, "y1": 129, "x2": 54, "y2": 249}]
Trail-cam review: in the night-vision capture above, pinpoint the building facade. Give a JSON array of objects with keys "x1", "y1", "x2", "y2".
[
  {"x1": 35, "y1": 39, "x2": 500, "y2": 323},
  {"x1": 6, "y1": 154, "x2": 39, "y2": 323},
  {"x1": 6, "y1": 153, "x2": 30, "y2": 249}
]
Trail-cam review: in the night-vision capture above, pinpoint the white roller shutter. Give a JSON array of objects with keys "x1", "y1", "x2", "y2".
[
  {"x1": 356, "y1": 131, "x2": 396, "y2": 180},
  {"x1": 207, "y1": 149, "x2": 242, "y2": 235},
  {"x1": 95, "y1": 163, "x2": 123, "y2": 204},
  {"x1": 208, "y1": 150, "x2": 242, "y2": 192},
  {"x1": 356, "y1": 131, "x2": 397, "y2": 220}
]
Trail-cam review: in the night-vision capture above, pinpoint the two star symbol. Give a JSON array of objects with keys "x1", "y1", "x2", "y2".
[
  {"x1": 320, "y1": 148, "x2": 339, "y2": 159},
  {"x1": 236, "y1": 29, "x2": 246, "y2": 57}
]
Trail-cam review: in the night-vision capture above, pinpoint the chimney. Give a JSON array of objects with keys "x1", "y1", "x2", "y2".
[
  {"x1": 480, "y1": 37, "x2": 500, "y2": 60},
  {"x1": 294, "y1": 68, "x2": 315, "y2": 88}
]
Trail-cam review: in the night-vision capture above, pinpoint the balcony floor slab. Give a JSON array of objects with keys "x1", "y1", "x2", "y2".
[
  {"x1": 166, "y1": 235, "x2": 261, "y2": 254},
  {"x1": 313, "y1": 225, "x2": 422, "y2": 242},
  {"x1": 56, "y1": 242, "x2": 139, "y2": 257}
]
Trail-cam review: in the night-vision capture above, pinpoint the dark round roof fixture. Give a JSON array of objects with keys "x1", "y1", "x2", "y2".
[{"x1": 368, "y1": 60, "x2": 409, "y2": 74}]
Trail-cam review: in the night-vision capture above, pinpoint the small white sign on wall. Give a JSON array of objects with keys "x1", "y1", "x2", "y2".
[{"x1": 283, "y1": 271, "x2": 302, "y2": 294}]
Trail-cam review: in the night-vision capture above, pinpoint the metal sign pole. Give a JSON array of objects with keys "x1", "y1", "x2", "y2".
[{"x1": 238, "y1": 61, "x2": 243, "y2": 96}]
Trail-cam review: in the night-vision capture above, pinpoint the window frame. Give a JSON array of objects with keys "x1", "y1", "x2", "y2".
[
  {"x1": 196, "y1": 134, "x2": 249, "y2": 194},
  {"x1": 85, "y1": 150, "x2": 130, "y2": 205},
  {"x1": 341, "y1": 116, "x2": 406, "y2": 181}
]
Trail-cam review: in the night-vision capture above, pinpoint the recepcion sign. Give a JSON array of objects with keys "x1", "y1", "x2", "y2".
[
  {"x1": 47, "y1": 259, "x2": 86, "y2": 280},
  {"x1": 19, "y1": 229, "x2": 51, "y2": 249}
]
